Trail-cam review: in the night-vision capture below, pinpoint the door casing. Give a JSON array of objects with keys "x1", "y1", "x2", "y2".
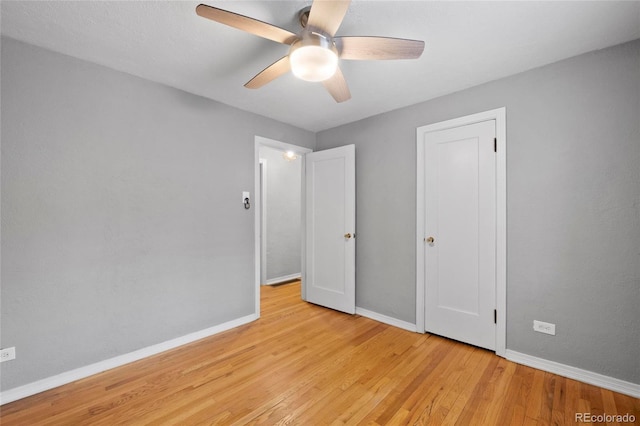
[
  {"x1": 259, "y1": 159, "x2": 269, "y2": 285},
  {"x1": 416, "y1": 108, "x2": 506, "y2": 357}
]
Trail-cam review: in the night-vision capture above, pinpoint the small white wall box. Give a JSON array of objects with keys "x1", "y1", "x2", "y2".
[{"x1": 533, "y1": 320, "x2": 556, "y2": 335}]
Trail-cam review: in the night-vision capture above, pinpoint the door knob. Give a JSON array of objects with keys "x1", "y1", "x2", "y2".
[
  {"x1": 344, "y1": 233, "x2": 352, "y2": 239},
  {"x1": 425, "y1": 236, "x2": 435, "y2": 244}
]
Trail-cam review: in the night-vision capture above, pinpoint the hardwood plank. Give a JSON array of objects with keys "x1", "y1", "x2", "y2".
[
  {"x1": 565, "y1": 376, "x2": 583, "y2": 424},
  {"x1": 435, "y1": 348, "x2": 496, "y2": 424},
  {"x1": 551, "y1": 376, "x2": 566, "y2": 425},
  {"x1": 400, "y1": 341, "x2": 476, "y2": 424},
  {"x1": 444, "y1": 356, "x2": 498, "y2": 425},
  {"x1": 478, "y1": 359, "x2": 518, "y2": 425},
  {"x1": 587, "y1": 381, "x2": 605, "y2": 423},
  {"x1": 1, "y1": 281, "x2": 638, "y2": 425},
  {"x1": 524, "y1": 369, "x2": 546, "y2": 421},
  {"x1": 494, "y1": 363, "x2": 525, "y2": 425},
  {"x1": 424, "y1": 347, "x2": 490, "y2": 425},
  {"x1": 538, "y1": 372, "x2": 555, "y2": 425}
]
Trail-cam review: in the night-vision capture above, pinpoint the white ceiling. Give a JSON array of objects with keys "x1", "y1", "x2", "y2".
[{"x1": 2, "y1": 1, "x2": 639, "y2": 132}]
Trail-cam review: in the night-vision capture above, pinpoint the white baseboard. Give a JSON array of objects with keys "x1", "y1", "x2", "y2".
[
  {"x1": 263, "y1": 273, "x2": 301, "y2": 285},
  {"x1": 355, "y1": 307, "x2": 417, "y2": 332},
  {"x1": 0, "y1": 313, "x2": 258, "y2": 405},
  {"x1": 505, "y1": 349, "x2": 640, "y2": 398}
]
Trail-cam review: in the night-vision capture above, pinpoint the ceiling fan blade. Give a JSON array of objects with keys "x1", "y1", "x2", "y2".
[
  {"x1": 322, "y1": 67, "x2": 351, "y2": 103},
  {"x1": 335, "y1": 36, "x2": 425, "y2": 60},
  {"x1": 244, "y1": 56, "x2": 291, "y2": 89},
  {"x1": 196, "y1": 4, "x2": 298, "y2": 45},
  {"x1": 307, "y1": 0, "x2": 351, "y2": 37}
]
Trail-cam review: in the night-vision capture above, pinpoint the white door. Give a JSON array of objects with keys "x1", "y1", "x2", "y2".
[
  {"x1": 305, "y1": 145, "x2": 355, "y2": 314},
  {"x1": 424, "y1": 120, "x2": 496, "y2": 350}
]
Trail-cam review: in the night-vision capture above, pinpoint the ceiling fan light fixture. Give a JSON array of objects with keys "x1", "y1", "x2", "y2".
[
  {"x1": 289, "y1": 33, "x2": 338, "y2": 82},
  {"x1": 196, "y1": 2, "x2": 425, "y2": 102}
]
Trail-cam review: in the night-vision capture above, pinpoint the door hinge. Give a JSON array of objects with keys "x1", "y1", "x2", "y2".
[
  {"x1": 494, "y1": 309, "x2": 497, "y2": 324},
  {"x1": 494, "y1": 138, "x2": 497, "y2": 153}
]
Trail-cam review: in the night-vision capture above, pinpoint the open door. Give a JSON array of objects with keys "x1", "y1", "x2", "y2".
[{"x1": 304, "y1": 145, "x2": 355, "y2": 314}]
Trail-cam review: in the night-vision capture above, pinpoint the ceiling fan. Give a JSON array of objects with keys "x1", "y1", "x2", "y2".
[{"x1": 196, "y1": 0, "x2": 425, "y2": 103}]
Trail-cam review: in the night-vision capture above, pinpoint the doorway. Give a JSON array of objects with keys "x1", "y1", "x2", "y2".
[
  {"x1": 254, "y1": 136, "x2": 356, "y2": 317},
  {"x1": 416, "y1": 108, "x2": 506, "y2": 356},
  {"x1": 254, "y1": 136, "x2": 312, "y2": 316},
  {"x1": 259, "y1": 146, "x2": 303, "y2": 286}
]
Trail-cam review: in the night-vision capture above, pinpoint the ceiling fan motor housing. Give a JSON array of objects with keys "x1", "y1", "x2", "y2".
[{"x1": 298, "y1": 6, "x2": 312, "y2": 28}]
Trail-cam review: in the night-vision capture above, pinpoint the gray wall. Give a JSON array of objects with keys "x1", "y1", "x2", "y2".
[
  {"x1": 259, "y1": 146, "x2": 302, "y2": 282},
  {"x1": 317, "y1": 39, "x2": 640, "y2": 384},
  {"x1": 0, "y1": 37, "x2": 315, "y2": 390},
  {"x1": 2, "y1": 34, "x2": 638, "y2": 393}
]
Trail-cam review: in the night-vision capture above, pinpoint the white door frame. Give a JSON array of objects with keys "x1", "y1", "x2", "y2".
[
  {"x1": 259, "y1": 159, "x2": 267, "y2": 285},
  {"x1": 416, "y1": 107, "x2": 506, "y2": 357},
  {"x1": 254, "y1": 136, "x2": 312, "y2": 317}
]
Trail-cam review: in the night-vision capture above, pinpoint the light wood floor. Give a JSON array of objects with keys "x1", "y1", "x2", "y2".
[{"x1": 1, "y1": 281, "x2": 638, "y2": 425}]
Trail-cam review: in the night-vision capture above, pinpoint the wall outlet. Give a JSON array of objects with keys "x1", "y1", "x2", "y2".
[
  {"x1": 0, "y1": 347, "x2": 16, "y2": 362},
  {"x1": 533, "y1": 320, "x2": 556, "y2": 335}
]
